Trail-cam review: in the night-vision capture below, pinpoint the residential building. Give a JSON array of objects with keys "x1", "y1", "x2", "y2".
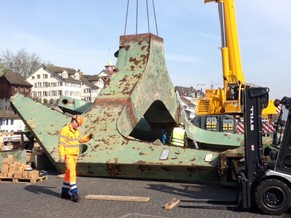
[
  {"x1": 0, "y1": 110, "x2": 25, "y2": 132},
  {"x1": 26, "y1": 65, "x2": 101, "y2": 105},
  {"x1": 175, "y1": 86, "x2": 205, "y2": 120},
  {"x1": 0, "y1": 70, "x2": 32, "y2": 132}
]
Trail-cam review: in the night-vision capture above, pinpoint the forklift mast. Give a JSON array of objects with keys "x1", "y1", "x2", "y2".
[
  {"x1": 273, "y1": 97, "x2": 291, "y2": 174},
  {"x1": 238, "y1": 86, "x2": 269, "y2": 209},
  {"x1": 243, "y1": 86, "x2": 269, "y2": 182}
]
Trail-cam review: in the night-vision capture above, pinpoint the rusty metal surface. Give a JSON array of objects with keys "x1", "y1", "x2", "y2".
[{"x1": 10, "y1": 33, "x2": 245, "y2": 183}]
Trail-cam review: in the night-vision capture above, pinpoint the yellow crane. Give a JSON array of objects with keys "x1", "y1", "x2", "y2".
[{"x1": 196, "y1": 0, "x2": 277, "y2": 126}]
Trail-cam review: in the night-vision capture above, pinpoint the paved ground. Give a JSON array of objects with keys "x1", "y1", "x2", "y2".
[{"x1": 0, "y1": 172, "x2": 290, "y2": 218}]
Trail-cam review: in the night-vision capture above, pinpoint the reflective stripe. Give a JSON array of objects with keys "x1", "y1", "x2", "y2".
[
  {"x1": 70, "y1": 184, "x2": 77, "y2": 190},
  {"x1": 59, "y1": 135, "x2": 76, "y2": 142},
  {"x1": 172, "y1": 138, "x2": 184, "y2": 146},
  {"x1": 64, "y1": 144, "x2": 79, "y2": 149},
  {"x1": 59, "y1": 141, "x2": 79, "y2": 146}
]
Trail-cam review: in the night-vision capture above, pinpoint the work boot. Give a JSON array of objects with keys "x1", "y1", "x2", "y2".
[
  {"x1": 71, "y1": 193, "x2": 81, "y2": 202},
  {"x1": 61, "y1": 192, "x2": 71, "y2": 200}
]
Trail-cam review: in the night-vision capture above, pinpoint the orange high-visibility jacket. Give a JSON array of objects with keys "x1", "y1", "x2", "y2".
[{"x1": 58, "y1": 124, "x2": 90, "y2": 156}]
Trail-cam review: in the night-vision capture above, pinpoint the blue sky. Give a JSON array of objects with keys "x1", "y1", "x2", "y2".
[{"x1": 0, "y1": 0, "x2": 290, "y2": 99}]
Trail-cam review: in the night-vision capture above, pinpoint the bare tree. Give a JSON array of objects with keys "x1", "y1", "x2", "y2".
[
  {"x1": 0, "y1": 63, "x2": 7, "y2": 75},
  {"x1": 0, "y1": 48, "x2": 43, "y2": 78}
]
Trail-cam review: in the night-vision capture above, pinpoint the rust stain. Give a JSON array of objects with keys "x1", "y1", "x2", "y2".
[
  {"x1": 124, "y1": 45, "x2": 130, "y2": 51},
  {"x1": 106, "y1": 164, "x2": 122, "y2": 177},
  {"x1": 137, "y1": 164, "x2": 151, "y2": 172},
  {"x1": 129, "y1": 57, "x2": 140, "y2": 66},
  {"x1": 186, "y1": 167, "x2": 200, "y2": 173}
]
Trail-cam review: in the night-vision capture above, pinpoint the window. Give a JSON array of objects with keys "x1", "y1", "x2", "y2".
[
  {"x1": 37, "y1": 75, "x2": 40, "y2": 79},
  {"x1": 74, "y1": 73, "x2": 80, "y2": 80},
  {"x1": 84, "y1": 88, "x2": 91, "y2": 93},
  {"x1": 62, "y1": 71, "x2": 68, "y2": 79},
  {"x1": 43, "y1": 74, "x2": 48, "y2": 79},
  {"x1": 10, "y1": 119, "x2": 14, "y2": 125},
  {"x1": 32, "y1": 76, "x2": 35, "y2": 79},
  {"x1": 43, "y1": 82, "x2": 49, "y2": 87}
]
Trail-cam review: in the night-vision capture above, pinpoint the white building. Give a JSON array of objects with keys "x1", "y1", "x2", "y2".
[
  {"x1": 0, "y1": 111, "x2": 25, "y2": 132},
  {"x1": 26, "y1": 65, "x2": 100, "y2": 105}
]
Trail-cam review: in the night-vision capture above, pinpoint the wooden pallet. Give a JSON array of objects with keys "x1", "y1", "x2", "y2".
[{"x1": 0, "y1": 176, "x2": 48, "y2": 184}]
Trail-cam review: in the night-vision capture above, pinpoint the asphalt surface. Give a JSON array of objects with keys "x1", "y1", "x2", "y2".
[{"x1": 0, "y1": 171, "x2": 290, "y2": 218}]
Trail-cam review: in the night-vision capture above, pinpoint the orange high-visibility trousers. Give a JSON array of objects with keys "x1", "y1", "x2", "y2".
[{"x1": 62, "y1": 155, "x2": 78, "y2": 194}]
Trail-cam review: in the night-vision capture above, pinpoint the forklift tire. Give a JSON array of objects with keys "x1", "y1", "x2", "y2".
[{"x1": 255, "y1": 179, "x2": 291, "y2": 215}]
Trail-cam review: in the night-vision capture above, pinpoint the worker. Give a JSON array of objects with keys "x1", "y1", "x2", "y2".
[
  {"x1": 170, "y1": 123, "x2": 187, "y2": 147},
  {"x1": 24, "y1": 126, "x2": 34, "y2": 150},
  {"x1": 58, "y1": 114, "x2": 93, "y2": 202},
  {"x1": 161, "y1": 129, "x2": 167, "y2": 144}
]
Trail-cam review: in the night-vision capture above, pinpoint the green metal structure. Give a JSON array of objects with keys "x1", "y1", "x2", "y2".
[{"x1": 10, "y1": 33, "x2": 247, "y2": 183}]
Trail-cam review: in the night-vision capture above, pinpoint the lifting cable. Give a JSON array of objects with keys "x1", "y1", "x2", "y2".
[
  {"x1": 152, "y1": 0, "x2": 159, "y2": 36},
  {"x1": 124, "y1": 0, "x2": 130, "y2": 35},
  {"x1": 123, "y1": 0, "x2": 159, "y2": 36},
  {"x1": 136, "y1": 0, "x2": 139, "y2": 34}
]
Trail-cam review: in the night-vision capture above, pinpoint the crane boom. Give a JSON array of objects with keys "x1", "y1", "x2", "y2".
[
  {"x1": 195, "y1": 0, "x2": 277, "y2": 133},
  {"x1": 218, "y1": 0, "x2": 245, "y2": 85},
  {"x1": 197, "y1": 0, "x2": 245, "y2": 116}
]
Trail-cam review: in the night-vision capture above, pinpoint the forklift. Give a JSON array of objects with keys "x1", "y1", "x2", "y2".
[{"x1": 181, "y1": 86, "x2": 291, "y2": 215}]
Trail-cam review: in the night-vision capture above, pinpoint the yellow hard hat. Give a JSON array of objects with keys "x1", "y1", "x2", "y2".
[{"x1": 73, "y1": 115, "x2": 83, "y2": 126}]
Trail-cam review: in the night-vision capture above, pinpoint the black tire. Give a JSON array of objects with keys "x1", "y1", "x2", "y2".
[{"x1": 255, "y1": 179, "x2": 291, "y2": 215}]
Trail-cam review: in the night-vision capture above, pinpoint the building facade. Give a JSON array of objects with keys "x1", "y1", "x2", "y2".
[
  {"x1": 0, "y1": 70, "x2": 32, "y2": 132},
  {"x1": 26, "y1": 65, "x2": 100, "y2": 105},
  {"x1": 175, "y1": 86, "x2": 205, "y2": 120}
]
